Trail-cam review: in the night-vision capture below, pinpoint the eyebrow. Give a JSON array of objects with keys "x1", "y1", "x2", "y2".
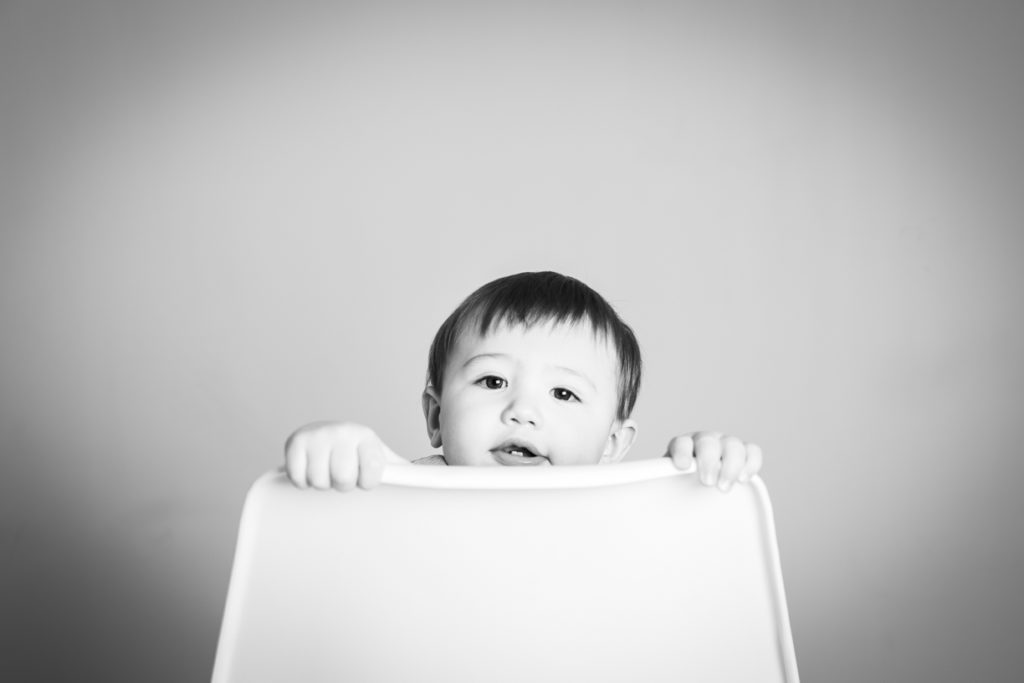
[
  {"x1": 462, "y1": 353, "x2": 509, "y2": 368},
  {"x1": 462, "y1": 354, "x2": 598, "y2": 392},
  {"x1": 553, "y1": 365, "x2": 598, "y2": 392}
]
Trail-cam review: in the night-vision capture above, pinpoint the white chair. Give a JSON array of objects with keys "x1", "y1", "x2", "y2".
[{"x1": 212, "y1": 459, "x2": 799, "y2": 682}]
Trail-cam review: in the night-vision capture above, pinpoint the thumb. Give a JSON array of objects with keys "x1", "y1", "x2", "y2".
[{"x1": 665, "y1": 434, "x2": 697, "y2": 474}]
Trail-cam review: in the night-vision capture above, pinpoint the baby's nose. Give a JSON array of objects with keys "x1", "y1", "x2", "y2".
[{"x1": 501, "y1": 396, "x2": 542, "y2": 427}]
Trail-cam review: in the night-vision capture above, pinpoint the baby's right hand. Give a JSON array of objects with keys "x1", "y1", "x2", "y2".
[{"x1": 284, "y1": 421, "x2": 406, "y2": 491}]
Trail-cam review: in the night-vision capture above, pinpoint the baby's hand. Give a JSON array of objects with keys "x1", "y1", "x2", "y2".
[
  {"x1": 665, "y1": 431, "x2": 763, "y2": 493},
  {"x1": 284, "y1": 421, "x2": 407, "y2": 491}
]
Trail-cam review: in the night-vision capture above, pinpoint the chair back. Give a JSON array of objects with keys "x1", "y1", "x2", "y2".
[{"x1": 212, "y1": 459, "x2": 799, "y2": 682}]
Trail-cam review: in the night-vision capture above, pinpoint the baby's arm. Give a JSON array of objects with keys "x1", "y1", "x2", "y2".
[
  {"x1": 284, "y1": 421, "x2": 408, "y2": 491},
  {"x1": 665, "y1": 431, "x2": 763, "y2": 493}
]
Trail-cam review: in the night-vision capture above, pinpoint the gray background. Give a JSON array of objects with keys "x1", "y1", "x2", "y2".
[{"x1": 2, "y1": 1, "x2": 1022, "y2": 681}]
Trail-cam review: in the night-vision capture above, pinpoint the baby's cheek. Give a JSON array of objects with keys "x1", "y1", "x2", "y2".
[
  {"x1": 587, "y1": 424, "x2": 616, "y2": 463},
  {"x1": 555, "y1": 426, "x2": 606, "y2": 465}
]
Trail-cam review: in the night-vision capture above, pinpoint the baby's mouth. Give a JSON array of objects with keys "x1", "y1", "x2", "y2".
[{"x1": 491, "y1": 443, "x2": 550, "y2": 466}]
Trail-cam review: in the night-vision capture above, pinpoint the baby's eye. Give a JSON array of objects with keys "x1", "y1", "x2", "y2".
[
  {"x1": 551, "y1": 387, "x2": 580, "y2": 402},
  {"x1": 476, "y1": 376, "x2": 507, "y2": 390}
]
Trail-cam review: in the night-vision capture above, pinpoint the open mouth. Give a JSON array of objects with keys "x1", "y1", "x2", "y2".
[{"x1": 491, "y1": 442, "x2": 549, "y2": 466}]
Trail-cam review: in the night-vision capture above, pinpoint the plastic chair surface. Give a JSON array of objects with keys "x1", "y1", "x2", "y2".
[{"x1": 212, "y1": 458, "x2": 799, "y2": 682}]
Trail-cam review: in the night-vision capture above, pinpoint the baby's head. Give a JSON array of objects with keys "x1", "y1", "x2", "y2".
[{"x1": 422, "y1": 272, "x2": 641, "y2": 466}]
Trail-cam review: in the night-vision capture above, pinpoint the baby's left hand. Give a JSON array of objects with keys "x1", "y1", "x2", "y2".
[{"x1": 665, "y1": 432, "x2": 763, "y2": 493}]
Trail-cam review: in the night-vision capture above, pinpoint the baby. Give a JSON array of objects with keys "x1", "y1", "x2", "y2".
[{"x1": 285, "y1": 271, "x2": 762, "y2": 490}]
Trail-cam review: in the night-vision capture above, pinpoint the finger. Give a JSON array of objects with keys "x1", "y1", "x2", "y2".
[
  {"x1": 306, "y1": 444, "x2": 331, "y2": 490},
  {"x1": 717, "y1": 436, "x2": 746, "y2": 492},
  {"x1": 693, "y1": 432, "x2": 723, "y2": 487},
  {"x1": 665, "y1": 434, "x2": 697, "y2": 473},
  {"x1": 357, "y1": 436, "x2": 385, "y2": 490},
  {"x1": 739, "y1": 442, "x2": 763, "y2": 482},
  {"x1": 330, "y1": 445, "x2": 359, "y2": 492},
  {"x1": 284, "y1": 438, "x2": 308, "y2": 489}
]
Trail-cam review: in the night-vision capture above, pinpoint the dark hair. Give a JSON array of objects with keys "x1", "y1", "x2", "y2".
[{"x1": 427, "y1": 271, "x2": 642, "y2": 419}]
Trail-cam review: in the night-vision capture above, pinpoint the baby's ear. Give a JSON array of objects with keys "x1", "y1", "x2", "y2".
[
  {"x1": 421, "y1": 387, "x2": 443, "y2": 449},
  {"x1": 600, "y1": 419, "x2": 638, "y2": 464}
]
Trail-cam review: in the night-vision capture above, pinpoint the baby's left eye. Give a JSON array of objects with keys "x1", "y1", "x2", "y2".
[{"x1": 551, "y1": 388, "x2": 580, "y2": 402}]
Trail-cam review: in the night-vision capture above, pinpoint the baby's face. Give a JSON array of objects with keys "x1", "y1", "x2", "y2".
[{"x1": 425, "y1": 321, "x2": 636, "y2": 466}]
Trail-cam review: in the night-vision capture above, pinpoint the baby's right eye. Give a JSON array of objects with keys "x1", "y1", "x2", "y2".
[{"x1": 476, "y1": 376, "x2": 507, "y2": 390}]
